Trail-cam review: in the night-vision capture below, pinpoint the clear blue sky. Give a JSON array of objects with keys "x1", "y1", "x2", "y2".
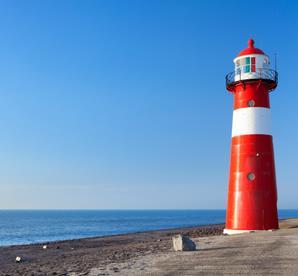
[{"x1": 0, "y1": 0, "x2": 297, "y2": 209}]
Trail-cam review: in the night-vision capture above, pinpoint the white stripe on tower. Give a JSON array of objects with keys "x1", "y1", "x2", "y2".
[{"x1": 232, "y1": 107, "x2": 272, "y2": 137}]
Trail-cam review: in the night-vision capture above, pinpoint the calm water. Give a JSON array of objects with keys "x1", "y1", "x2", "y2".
[{"x1": 0, "y1": 209, "x2": 297, "y2": 246}]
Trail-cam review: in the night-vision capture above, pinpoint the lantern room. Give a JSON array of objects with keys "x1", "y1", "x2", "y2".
[
  {"x1": 226, "y1": 39, "x2": 278, "y2": 92},
  {"x1": 234, "y1": 53, "x2": 269, "y2": 81}
]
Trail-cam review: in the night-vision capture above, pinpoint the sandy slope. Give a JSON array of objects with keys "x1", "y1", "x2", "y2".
[{"x1": 97, "y1": 219, "x2": 298, "y2": 276}]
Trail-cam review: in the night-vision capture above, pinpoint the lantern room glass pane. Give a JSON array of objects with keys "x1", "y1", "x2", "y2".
[
  {"x1": 251, "y1": 57, "x2": 256, "y2": 64},
  {"x1": 245, "y1": 57, "x2": 250, "y2": 64}
]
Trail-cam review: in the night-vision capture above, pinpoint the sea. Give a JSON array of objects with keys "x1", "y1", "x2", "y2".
[{"x1": 0, "y1": 209, "x2": 297, "y2": 246}]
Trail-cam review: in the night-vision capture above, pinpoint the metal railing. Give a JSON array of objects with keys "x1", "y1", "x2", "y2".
[{"x1": 226, "y1": 68, "x2": 278, "y2": 89}]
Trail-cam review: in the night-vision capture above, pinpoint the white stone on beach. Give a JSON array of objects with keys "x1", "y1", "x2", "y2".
[
  {"x1": 43, "y1": 245, "x2": 47, "y2": 249},
  {"x1": 172, "y1": 234, "x2": 196, "y2": 251},
  {"x1": 15, "y1": 256, "x2": 22, "y2": 262}
]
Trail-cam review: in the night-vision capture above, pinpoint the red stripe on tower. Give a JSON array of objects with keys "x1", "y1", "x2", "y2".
[{"x1": 224, "y1": 39, "x2": 279, "y2": 234}]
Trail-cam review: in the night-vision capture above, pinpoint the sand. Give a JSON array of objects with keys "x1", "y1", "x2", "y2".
[{"x1": 0, "y1": 224, "x2": 223, "y2": 275}]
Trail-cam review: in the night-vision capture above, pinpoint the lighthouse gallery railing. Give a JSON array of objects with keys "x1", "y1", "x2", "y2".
[{"x1": 226, "y1": 68, "x2": 278, "y2": 91}]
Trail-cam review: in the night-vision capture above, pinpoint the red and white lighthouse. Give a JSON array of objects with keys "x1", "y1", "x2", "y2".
[{"x1": 224, "y1": 39, "x2": 279, "y2": 234}]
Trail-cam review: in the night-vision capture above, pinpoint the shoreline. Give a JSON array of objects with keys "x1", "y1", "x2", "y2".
[
  {"x1": 1, "y1": 217, "x2": 290, "y2": 248},
  {"x1": 1, "y1": 222, "x2": 225, "y2": 248},
  {"x1": 0, "y1": 223, "x2": 224, "y2": 274},
  {"x1": 1, "y1": 219, "x2": 296, "y2": 275}
]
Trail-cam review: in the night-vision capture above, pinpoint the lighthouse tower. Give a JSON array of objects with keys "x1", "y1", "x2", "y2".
[{"x1": 224, "y1": 39, "x2": 279, "y2": 234}]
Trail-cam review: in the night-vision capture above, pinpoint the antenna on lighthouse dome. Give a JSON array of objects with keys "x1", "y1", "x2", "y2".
[{"x1": 274, "y1": 53, "x2": 277, "y2": 71}]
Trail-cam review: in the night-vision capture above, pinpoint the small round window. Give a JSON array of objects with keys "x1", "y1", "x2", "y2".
[
  {"x1": 248, "y1": 100, "x2": 255, "y2": 107},
  {"x1": 247, "y1": 172, "x2": 255, "y2": 181}
]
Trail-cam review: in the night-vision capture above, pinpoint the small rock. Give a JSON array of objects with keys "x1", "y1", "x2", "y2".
[
  {"x1": 42, "y1": 245, "x2": 47, "y2": 250},
  {"x1": 15, "y1": 256, "x2": 22, "y2": 262},
  {"x1": 172, "y1": 234, "x2": 196, "y2": 251}
]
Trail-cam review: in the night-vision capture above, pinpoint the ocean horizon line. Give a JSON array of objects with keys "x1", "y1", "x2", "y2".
[{"x1": 0, "y1": 208, "x2": 297, "y2": 211}]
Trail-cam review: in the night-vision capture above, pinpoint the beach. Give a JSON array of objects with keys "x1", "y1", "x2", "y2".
[
  {"x1": 1, "y1": 219, "x2": 298, "y2": 275},
  {"x1": 0, "y1": 223, "x2": 223, "y2": 275}
]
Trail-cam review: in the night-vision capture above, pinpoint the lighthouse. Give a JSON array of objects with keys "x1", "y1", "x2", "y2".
[{"x1": 224, "y1": 39, "x2": 279, "y2": 234}]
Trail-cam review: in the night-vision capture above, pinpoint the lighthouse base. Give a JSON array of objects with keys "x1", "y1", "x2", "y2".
[{"x1": 223, "y1": 228, "x2": 277, "y2": 235}]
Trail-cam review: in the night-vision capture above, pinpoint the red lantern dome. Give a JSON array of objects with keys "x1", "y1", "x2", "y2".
[{"x1": 237, "y1": 39, "x2": 265, "y2": 57}]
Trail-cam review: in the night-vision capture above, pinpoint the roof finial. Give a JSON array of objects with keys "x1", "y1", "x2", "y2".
[{"x1": 248, "y1": 38, "x2": 255, "y2": 48}]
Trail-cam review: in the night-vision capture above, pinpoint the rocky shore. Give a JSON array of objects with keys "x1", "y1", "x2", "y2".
[{"x1": 0, "y1": 223, "x2": 224, "y2": 275}]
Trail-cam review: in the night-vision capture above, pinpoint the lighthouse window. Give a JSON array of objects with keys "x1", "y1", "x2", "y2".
[
  {"x1": 236, "y1": 57, "x2": 256, "y2": 73},
  {"x1": 240, "y1": 58, "x2": 245, "y2": 66},
  {"x1": 247, "y1": 172, "x2": 255, "y2": 181},
  {"x1": 245, "y1": 57, "x2": 250, "y2": 73},
  {"x1": 251, "y1": 57, "x2": 256, "y2": 72},
  {"x1": 248, "y1": 100, "x2": 255, "y2": 107}
]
